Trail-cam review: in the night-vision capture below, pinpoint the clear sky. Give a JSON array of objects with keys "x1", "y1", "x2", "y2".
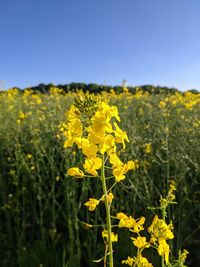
[{"x1": 1, "y1": 0, "x2": 200, "y2": 90}]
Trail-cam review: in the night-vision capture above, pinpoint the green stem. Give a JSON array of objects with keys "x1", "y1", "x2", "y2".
[{"x1": 101, "y1": 154, "x2": 114, "y2": 267}]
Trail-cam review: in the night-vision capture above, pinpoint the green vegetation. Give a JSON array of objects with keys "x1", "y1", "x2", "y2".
[{"x1": 0, "y1": 88, "x2": 199, "y2": 266}]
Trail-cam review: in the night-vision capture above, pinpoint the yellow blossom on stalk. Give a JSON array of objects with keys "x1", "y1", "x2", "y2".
[
  {"x1": 87, "y1": 130, "x2": 102, "y2": 145},
  {"x1": 102, "y1": 230, "x2": 118, "y2": 242},
  {"x1": 83, "y1": 156, "x2": 102, "y2": 176},
  {"x1": 101, "y1": 192, "x2": 114, "y2": 205},
  {"x1": 19, "y1": 111, "x2": 26, "y2": 119},
  {"x1": 160, "y1": 180, "x2": 176, "y2": 207},
  {"x1": 159, "y1": 100, "x2": 166, "y2": 108},
  {"x1": 67, "y1": 105, "x2": 80, "y2": 120},
  {"x1": 122, "y1": 255, "x2": 154, "y2": 267},
  {"x1": 99, "y1": 134, "x2": 115, "y2": 154},
  {"x1": 90, "y1": 106, "x2": 113, "y2": 134},
  {"x1": 82, "y1": 143, "x2": 98, "y2": 158},
  {"x1": 91, "y1": 114, "x2": 109, "y2": 133},
  {"x1": 63, "y1": 119, "x2": 83, "y2": 148},
  {"x1": 179, "y1": 249, "x2": 189, "y2": 264},
  {"x1": 84, "y1": 198, "x2": 99, "y2": 211},
  {"x1": 114, "y1": 122, "x2": 129, "y2": 149},
  {"x1": 109, "y1": 152, "x2": 123, "y2": 166},
  {"x1": 148, "y1": 215, "x2": 174, "y2": 264},
  {"x1": 157, "y1": 238, "x2": 170, "y2": 264},
  {"x1": 136, "y1": 255, "x2": 154, "y2": 267},
  {"x1": 122, "y1": 256, "x2": 134, "y2": 266},
  {"x1": 67, "y1": 167, "x2": 84, "y2": 178},
  {"x1": 117, "y1": 212, "x2": 146, "y2": 233},
  {"x1": 144, "y1": 143, "x2": 152, "y2": 154},
  {"x1": 75, "y1": 137, "x2": 88, "y2": 149},
  {"x1": 107, "y1": 192, "x2": 114, "y2": 205},
  {"x1": 60, "y1": 96, "x2": 139, "y2": 267},
  {"x1": 100, "y1": 102, "x2": 120, "y2": 122},
  {"x1": 112, "y1": 160, "x2": 136, "y2": 182},
  {"x1": 117, "y1": 212, "x2": 136, "y2": 228},
  {"x1": 61, "y1": 105, "x2": 83, "y2": 148},
  {"x1": 116, "y1": 212, "x2": 128, "y2": 220},
  {"x1": 68, "y1": 118, "x2": 83, "y2": 137},
  {"x1": 131, "y1": 236, "x2": 150, "y2": 249},
  {"x1": 129, "y1": 216, "x2": 145, "y2": 233},
  {"x1": 148, "y1": 215, "x2": 174, "y2": 241}
]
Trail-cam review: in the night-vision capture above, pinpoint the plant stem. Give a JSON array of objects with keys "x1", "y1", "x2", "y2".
[{"x1": 101, "y1": 154, "x2": 114, "y2": 267}]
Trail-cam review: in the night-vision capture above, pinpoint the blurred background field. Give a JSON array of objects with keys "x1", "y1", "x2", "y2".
[{"x1": 0, "y1": 87, "x2": 200, "y2": 267}]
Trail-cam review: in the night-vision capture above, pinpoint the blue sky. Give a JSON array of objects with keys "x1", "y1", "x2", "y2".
[{"x1": 1, "y1": 0, "x2": 200, "y2": 90}]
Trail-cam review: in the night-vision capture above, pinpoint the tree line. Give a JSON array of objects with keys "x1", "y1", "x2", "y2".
[{"x1": 4, "y1": 82, "x2": 200, "y2": 94}]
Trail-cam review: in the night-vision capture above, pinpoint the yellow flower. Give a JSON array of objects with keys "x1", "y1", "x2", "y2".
[
  {"x1": 100, "y1": 102, "x2": 120, "y2": 121},
  {"x1": 117, "y1": 213, "x2": 145, "y2": 233},
  {"x1": 109, "y1": 152, "x2": 123, "y2": 166},
  {"x1": 68, "y1": 118, "x2": 83, "y2": 137},
  {"x1": 75, "y1": 137, "x2": 89, "y2": 149},
  {"x1": 83, "y1": 156, "x2": 102, "y2": 176},
  {"x1": 101, "y1": 192, "x2": 114, "y2": 205},
  {"x1": 157, "y1": 238, "x2": 170, "y2": 264},
  {"x1": 62, "y1": 111, "x2": 83, "y2": 148},
  {"x1": 117, "y1": 213, "x2": 136, "y2": 228},
  {"x1": 136, "y1": 255, "x2": 154, "y2": 267},
  {"x1": 122, "y1": 256, "x2": 134, "y2": 266},
  {"x1": 102, "y1": 230, "x2": 118, "y2": 242},
  {"x1": 19, "y1": 111, "x2": 26, "y2": 119},
  {"x1": 99, "y1": 134, "x2": 115, "y2": 154},
  {"x1": 84, "y1": 198, "x2": 99, "y2": 211},
  {"x1": 131, "y1": 236, "x2": 149, "y2": 249},
  {"x1": 76, "y1": 137, "x2": 98, "y2": 157},
  {"x1": 67, "y1": 105, "x2": 80, "y2": 120},
  {"x1": 180, "y1": 249, "x2": 189, "y2": 264},
  {"x1": 88, "y1": 130, "x2": 102, "y2": 145},
  {"x1": 112, "y1": 160, "x2": 135, "y2": 182},
  {"x1": 144, "y1": 143, "x2": 152, "y2": 154},
  {"x1": 26, "y1": 154, "x2": 32, "y2": 159},
  {"x1": 148, "y1": 215, "x2": 174, "y2": 241},
  {"x1": 129, "y1": 216, "x2": 145, "y2": 233},
  {"x1": 159, "y1": 100, "x2": 166, "y2": 108},
  {"x1": 107, "y1": 192, "x2": 114, "y2": 204},
  {"x1": 114, "y1": 122, "x2": 129, "y2": 149},
  {"x1": 67, "y1": 167, "x2": 84, "y2": 178},
  {"x1": 82, "y1": 143, "x2": 99, "y2": 158},
  {"x1": 116, "y1": 212, "x2": 128, "y2": 220}
]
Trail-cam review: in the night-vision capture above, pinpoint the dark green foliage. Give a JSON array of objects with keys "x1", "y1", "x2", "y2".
[{"x1": 11, "y1": 82, "x2": 199, "y2": 95}]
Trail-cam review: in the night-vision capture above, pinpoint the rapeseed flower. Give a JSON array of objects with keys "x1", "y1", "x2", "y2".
[
  {"x1": 84, "y1": 198, "x2": 99, "y2": 211},
  {"x1": 148, "y1": 215, "x2": 174, "y2": 241},
  {"x1": 102, "y1": 230, "x2": 118, "y2": 242},
  {"x1": 157, "y1": 238, "x2": 170, "y2": 264},
  {"x1": 67, "y1": 167, "x2": 84, "y2": 178},
  {"x1": 131, "y1": 236, "x2": 149, "y2": 249},
  {"x1": 83, "y1": 157, "x2": 102, "y2": 176},
  {"x1": 121, "y1": 256, "x2": 134, "y2": 266},
  {"x1": 112, "y1": 160, "x2": 136, "y2": 182}
]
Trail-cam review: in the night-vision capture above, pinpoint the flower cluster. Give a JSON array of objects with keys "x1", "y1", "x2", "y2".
[
  {"x1": 60, "y1": 97, "x2": 137, "y2": 182},
  {"x1": 60, "y1": 95, "x2": 139, "y2": 267},
  {"x1": 148, "y1": 215, "x2": 174, "y2": 264},
  {"x1": 60, "y1": 95, "x2": 189, "y2": 267}
]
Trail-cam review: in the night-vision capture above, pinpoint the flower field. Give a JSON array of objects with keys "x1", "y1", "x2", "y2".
[{"x1": 0, "y1": 87, "x2": 200, "y2": 266}]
